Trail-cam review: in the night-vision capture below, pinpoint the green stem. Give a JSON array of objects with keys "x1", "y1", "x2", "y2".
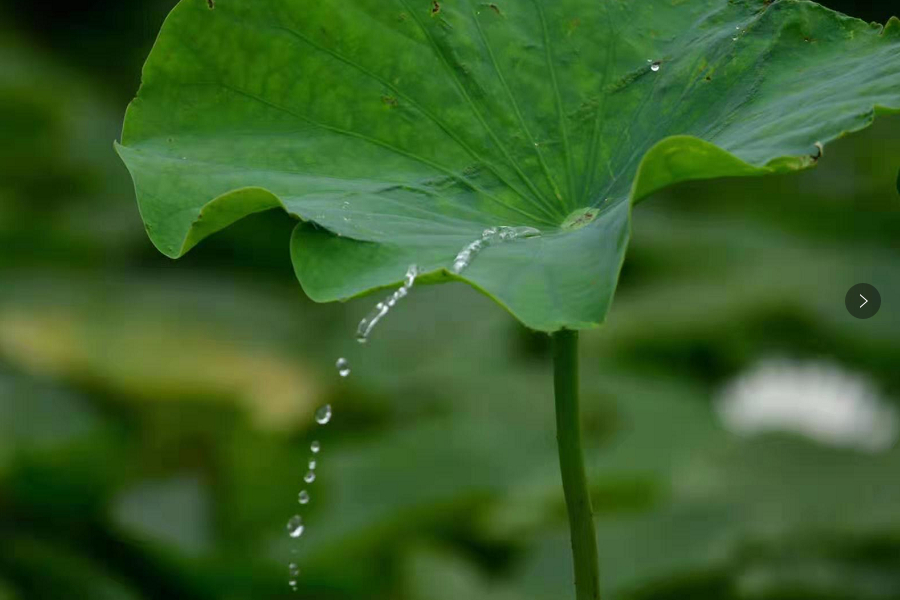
[{"x1": 552, "y1": 330, "x2": 601, "y2": 600}]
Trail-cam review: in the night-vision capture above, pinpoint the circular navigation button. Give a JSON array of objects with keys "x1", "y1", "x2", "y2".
[{"x1": 845, "y1": 283, "x2": 881, "y2": 319}]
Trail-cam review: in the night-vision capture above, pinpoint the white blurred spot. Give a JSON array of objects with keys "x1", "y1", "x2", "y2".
[{"x1": 716, "y1": 358, "x2": 898, "y2": 452}]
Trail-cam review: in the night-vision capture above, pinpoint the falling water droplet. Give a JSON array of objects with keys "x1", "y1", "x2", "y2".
[
  {"x1": 308, "y1": 458, "x2": 317, "y2": 470},
  {"x1": 356, "y1": 265, "x2": 418, "y2": 343},
  {"x1": 650, "y1": 61, "x2": 661, "y2": 72},
  {"x1": 304, "y1": 470, "x2": 316, "y2": 484},
  {"x1": 286, "y1": 515, "x2": 304, "y2": 538},
  {"x1": 288, "y1": 562, "x2": 299, "y2": 591},
  {"x1": 336, "y1": 357, "x2": 350, "y2": 377},
  {"x1": 310, "y1": 440, "x2": 321, "y2": 453},
  {"x1": 298, "y1": 490, "x2": 310, "y2": 504},
  {"x1": 315, "y1": 404, "x2": 332, "y2": 425}
]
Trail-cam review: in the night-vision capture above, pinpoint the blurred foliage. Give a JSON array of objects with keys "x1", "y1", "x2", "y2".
[{"x1": 1, "y1": 1, "x2": 900, "y2": 599}]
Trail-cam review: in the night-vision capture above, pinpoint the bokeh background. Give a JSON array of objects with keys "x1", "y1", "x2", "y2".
[{"x1": 2, "y1": 1, "x2": 899, "y2": 599}]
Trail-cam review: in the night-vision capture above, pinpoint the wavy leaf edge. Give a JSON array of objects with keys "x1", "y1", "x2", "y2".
[{"x1": 115, "y1": 9, "x2": 900, "y2": 332}]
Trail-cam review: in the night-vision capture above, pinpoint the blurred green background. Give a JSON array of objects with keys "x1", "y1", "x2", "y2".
[{"x1": 1, "y1": 1, "x2": 899, "y2": 599}]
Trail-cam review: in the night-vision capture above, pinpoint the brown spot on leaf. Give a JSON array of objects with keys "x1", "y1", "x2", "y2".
[
  {"x1": 431, "y1": 1, "x2": 440, "y2": 16},
  {"x1": 489, "y1": 3, "x2": 501, "y2": 15},
  {"x1": 567, "y1": 210, "x2": 597, "y2": 229},
  {"x1": 381, "y1": 95, "x2": 398, "y2": 107},
  {"x1": 207, "y1": 0, "x2": 214, "y2": 8}
]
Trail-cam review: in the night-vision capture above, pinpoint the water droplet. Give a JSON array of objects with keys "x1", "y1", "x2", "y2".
[
  {"x1": 404, "y1": 267, "x2": 417, "y2": 287},
  {"x1": 308, "y1": 458, "x2": 317, "y2": 470},
  {"x1": 298, "y1": 490, "x2": 310, "y2": 504},
  {"x1": 310, "y1": 440, "x2": 321, "y2": 453},
  {"x1": 289, "y1": 579, "x2": 297, "y2": 591},
  {"x1": 286, "y1": 515, "x2": 304, "y2": 538},
  {"x1": 451, "y1": 226, "x2": 541, "y2": 274},
  {"x1": 336, "y1": 357, "x2": 350, "y2": 377},
  {"x1": 355, "y1": 265, "x2": 418, "y2": 343},
  {"x1": 304, "y1": 470, "x2": 316, "y2": 483},
  {"x1": 289, "y1": 563, "x2": 300, "y2": 577},
  {"x1": 650, "y1": 61, "x2": 661, "y2": 72},
  {"x1": 315, "y1": 404, "x2": 332, "y2": 425}
]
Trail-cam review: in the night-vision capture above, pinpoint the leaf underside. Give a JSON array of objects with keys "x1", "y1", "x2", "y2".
[{"x1": 117, "y1": 0, "x2": 900, "y2": 331}]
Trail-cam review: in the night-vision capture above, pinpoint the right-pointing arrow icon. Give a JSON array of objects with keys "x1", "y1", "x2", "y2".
[{"x1": 847, "y1": 284, "x2": 880, "y2": 319}]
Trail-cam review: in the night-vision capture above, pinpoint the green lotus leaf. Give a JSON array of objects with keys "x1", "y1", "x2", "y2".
[{"x1": 117, "y1": 0, "x2": 900, "y2": 331}]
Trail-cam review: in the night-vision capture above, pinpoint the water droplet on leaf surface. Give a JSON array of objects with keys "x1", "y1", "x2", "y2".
[
  {"x1": 650, "y1": 61, "x2": 661, "y2": 72},
  {"x1": 308, "y1": 459, "x2": 317, "y2": 470},
  {"x1": 298, "y1": 490, "x2": 310, "y2": 504},
  {"x1": 451, "y1": 226, "x2": 541, "y2": 274},
  {"x1": 304, "y1": 470, "x2": 316, "y2": 483},
  {"x1": 310, "y1": 440, "x2": 321, "y2": 453}
]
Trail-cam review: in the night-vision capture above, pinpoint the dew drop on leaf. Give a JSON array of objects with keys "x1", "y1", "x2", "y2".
[
  {"x1": 298, "y1": 490, "x2": 310, "y2": 504},
  {"x1": 310, "y1": 440, "x2": 321, "y2": 454},
  {"x1": 304, "y1": 470, "x2": 316, "y2": 484}
]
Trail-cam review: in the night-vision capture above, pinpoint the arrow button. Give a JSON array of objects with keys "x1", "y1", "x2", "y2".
[{"x1": 846, "y1": 284, "x2": 880, "y2": 319}]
